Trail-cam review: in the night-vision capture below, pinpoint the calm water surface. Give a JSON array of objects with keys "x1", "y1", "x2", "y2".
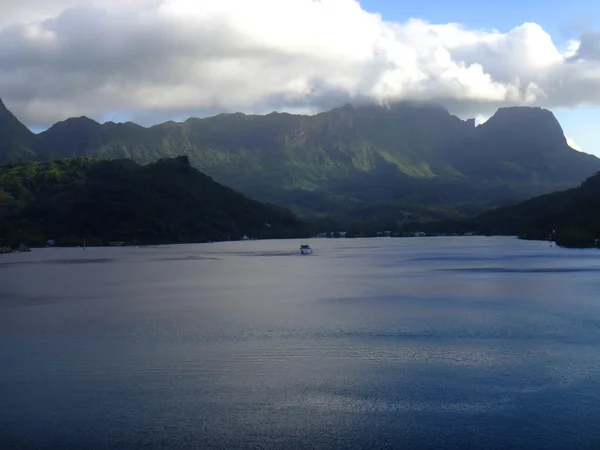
[{"x1": 1, "y1": 237, "x2": 600, "y2": 449}]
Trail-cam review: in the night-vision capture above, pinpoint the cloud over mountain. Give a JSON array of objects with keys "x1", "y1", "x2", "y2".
[{"x1": 1, "y1": 0, "x2": 599, "y2": 127}]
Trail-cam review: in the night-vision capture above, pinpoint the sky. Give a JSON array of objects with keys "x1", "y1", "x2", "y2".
[
  {"x1": 0, "y1": 0, "x2": 599, "y2": 155},
  {"x1": 360, "y1": 0, "x2": 600, "y2": 154}
]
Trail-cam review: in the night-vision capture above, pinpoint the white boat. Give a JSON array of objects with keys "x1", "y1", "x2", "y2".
[{"x1": 300, "y1": 244, "x2": 313, "y2": 255}]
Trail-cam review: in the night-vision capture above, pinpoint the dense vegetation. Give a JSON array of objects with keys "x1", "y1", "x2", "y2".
[
  {"x1": 0, "y1": 156, "x2": 309, "y2": 248},
  {"x1": 392, "y1": 172, "x2": 600, "y2": 248},
  {"x1": 1, "y1": 99, "x2": 598, "y2": 223},
  {"x1": 471, "y1": 172, "x2": 600, "y2": 248}
]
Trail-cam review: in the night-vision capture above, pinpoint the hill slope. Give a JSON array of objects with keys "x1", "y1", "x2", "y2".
[
  {"x1": 0, "y1": 99, "x2": 36, "y2": 163},
  {"x1": 0, "y1": 156, "x2": 307, "y2": 247},
  {"x1": 470, "y1": 172, "x2": 600, "y2": 247},
  {"x1": 2, "y1": 99, "x2": 599, "y2": 222}
]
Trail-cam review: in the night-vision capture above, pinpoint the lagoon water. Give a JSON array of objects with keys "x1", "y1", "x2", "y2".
[{"x1": 1, "y1": 237, "x2": 600, "y2": 449}]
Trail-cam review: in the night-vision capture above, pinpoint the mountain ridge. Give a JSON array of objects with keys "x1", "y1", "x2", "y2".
[{"x1": 1, "y1": 98, "x2": 598, "y2": 222}]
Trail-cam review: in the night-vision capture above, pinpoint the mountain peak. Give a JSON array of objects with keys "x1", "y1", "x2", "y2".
[
  {"x1": 158, "y1": 155, "x2": 191, "y2": 167},
  {"x1": 0, "y1": 98, "x2": 32, "y2": 133},
  {"x1": 0, "y1": 98, "x2": 18, "y2": 119},
  {"x1": 492, "y1": 105, "x2": 555, "y2": 119},
  {"x1": 487, "y1": 106, "x2": 559, "y2": 127},
  {"x1": 46, "y1": 116, "x2": 102, "y2": 134},
  {"x1": 0, "y1": 98, "x2": 37, "y2": 164},
  {"x1": 64, "y1": 116, "x2": 100, "y2": 125},
  {"x1": 482, "y1": 106, "x2": 566, "y2": 146}
]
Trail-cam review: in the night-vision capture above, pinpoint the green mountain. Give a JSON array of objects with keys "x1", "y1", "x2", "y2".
[
  {"x1": 0, "y1": 156, "x2": 308, "y2": 248},
  {"x1": 470, "y1": 172, "x2": 600, "y2": 247},
  {"x1": 403, "y1": 172, "x2": 600, "y2": 248},
  {"x1": 1, "y1": 99, "x2": 599, "y2": 222},
  {"x1": 440, "y1": 107, "x2": 598, "y2": 183}
]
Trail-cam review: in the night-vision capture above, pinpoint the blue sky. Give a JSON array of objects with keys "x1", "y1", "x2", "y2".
[
  {"x1": 360, "y1": 0, "x2": 600, "y2": 155},
  {"x1": 361, "y1": 0, "x2": 599, "y2": 41}
]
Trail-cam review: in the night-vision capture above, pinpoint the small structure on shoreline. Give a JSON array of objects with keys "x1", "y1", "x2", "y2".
[{"x1": 0, "y1": 243, "x2": 31, "y2": 254}]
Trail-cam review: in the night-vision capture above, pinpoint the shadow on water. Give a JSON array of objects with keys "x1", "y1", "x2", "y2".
[
  {"x1": 150, "y1": 255, "x2": 221, "y2": 262},
  {"x1": 0, "y1": 292, "x2": 103, "y2": 309},
  {"x1": 0, "y1": 258, "x2": 115, "y2": 268},
  {"x1": 409, "y1": 252, "x2": 600, "y2": 263},
  {"x1": 234, "y1": 250, "x2": 305, "y2": 257},
  {"x1": 438, "y1": 267, "x2": 600, "y2": 274}
]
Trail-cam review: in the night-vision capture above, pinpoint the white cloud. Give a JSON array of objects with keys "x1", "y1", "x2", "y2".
[
  {"x1": 1, "y1": 0, "x2": 600, "y2": 127},
  {"x1": 474, "y1": 115, "x2": 491, "y2": 126},
  {"x1": 566, "y1": 135, "x2": 583, "y2": 152}
]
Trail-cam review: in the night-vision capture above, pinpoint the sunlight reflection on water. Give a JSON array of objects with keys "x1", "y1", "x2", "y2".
[{"x1": 1, "y1": 237, "x2": 600, "y2": 449}]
